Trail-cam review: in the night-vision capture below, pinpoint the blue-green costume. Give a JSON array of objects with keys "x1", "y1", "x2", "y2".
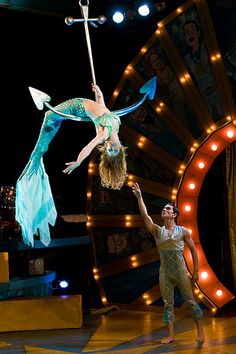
[
  {"x1": 154, "y1": 225, "x2": 203, "y2": 324},
  {"x1": 15, "y1": 76, "x2": 157, "y2": 247},
  {"x1": 15, "y1": 98, "x2": 119, "y2": 247}
]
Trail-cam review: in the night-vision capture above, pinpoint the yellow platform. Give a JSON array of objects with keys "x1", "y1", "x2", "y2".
[
  {"x1": 0, "y1": 252, "x2": 9, "y2": 283},
  {"x1": 0, "y1": 295, "x2": 82, "y2": 332}
]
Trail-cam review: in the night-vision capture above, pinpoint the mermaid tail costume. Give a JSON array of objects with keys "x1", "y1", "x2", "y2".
[
  {"x1": 15, "y1": 77, "x2": 156, "y2": 247},
  {"x1": 15, "y1": 98, "x2": 117, "y2": 247}
]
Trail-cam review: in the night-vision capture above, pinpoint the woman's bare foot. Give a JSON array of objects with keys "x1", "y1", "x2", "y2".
[{"x1": 161, "y1": 337, "x2": 174, "y2": 344}]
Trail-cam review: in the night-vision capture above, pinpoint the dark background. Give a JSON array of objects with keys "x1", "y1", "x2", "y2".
[
  {"x1": 0, "y1": 1, "x2": 234, "y2": 307},
  {"x1": 0, "y1": 5, "x2": 159, "y2": 214}
]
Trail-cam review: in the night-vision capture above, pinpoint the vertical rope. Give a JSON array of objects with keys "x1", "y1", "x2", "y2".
[{"x1": 80, "y1": 4, "x2": 98, "y2": 101}]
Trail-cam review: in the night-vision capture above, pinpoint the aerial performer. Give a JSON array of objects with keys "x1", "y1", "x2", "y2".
[
  {"x1": 15, "y1": 77, "x2": 157, "y2": 247},
  {"x1": 15, "y1": 0, "x2": 156, "y2": 248}
]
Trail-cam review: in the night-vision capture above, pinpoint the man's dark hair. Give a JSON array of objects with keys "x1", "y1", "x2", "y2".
[{"x1": 167, "y1": 202, "x2": 180, "y2": 222}]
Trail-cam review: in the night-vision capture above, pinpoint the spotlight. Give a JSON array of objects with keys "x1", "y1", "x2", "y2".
[
  {"x1": 59, "y1": 280, "x2": 69, "y2": 289},
  {"x1": 138, "y1": 4, "x2": 150, "y2": 17},
  {"x1": 112, "y1": 11, "x2": 125, "y2": 24},
  {"x1": 52, "y1": 279, "x2": 70, "y2": 295}
]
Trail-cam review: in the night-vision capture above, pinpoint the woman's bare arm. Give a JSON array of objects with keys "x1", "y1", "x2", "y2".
[
  {"x1": 92, "y1": 84, "x2": 106, "y2": 107},
  {"x1": 63, "y1": 128, "x2": 108, "y2": 174}
]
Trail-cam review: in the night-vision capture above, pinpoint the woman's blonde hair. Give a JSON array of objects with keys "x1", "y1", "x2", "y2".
[{"x1": 98, "y1": 144, "x2": 128, "y2": 190}]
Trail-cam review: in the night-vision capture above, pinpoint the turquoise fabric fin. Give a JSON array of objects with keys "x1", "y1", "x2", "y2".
[{"x1": 15, "y1": 161, "x2": 57, "y2": 247}]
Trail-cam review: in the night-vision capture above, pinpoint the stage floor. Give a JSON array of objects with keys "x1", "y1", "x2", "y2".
[{"x1": 0, "y1": 303, "x2": 235, "y2": 353}]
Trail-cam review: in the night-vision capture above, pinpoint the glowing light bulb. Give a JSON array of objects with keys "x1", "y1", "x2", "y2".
[
  {"x1": 201, "y1": 271, "x2": 208, "y2": 279},
  {"x1": 112, "y1": 11, "x2": 124, "y2": 24},
  {"x1": 59, "y1": 280, "x2": 69, "y2": 289},
  {"x1": 216, "y1": 289, "x2": 223, "y2": 297},
  {"x1": 198, "y1": 162, "x2": 205, "y2": 169},
  {"x1": 211, "y1": 144, "x2": 218, "y2": 151},
  {"x1": 189, "y1": 183, "x2": 196, "y2": 190},
  {"x1": 138, "y1": 4, "x2": 150, "y2": 16},
  {"x1": 227, "y1": 130, "x2": 234, "y2": 138},
  {"x1": 184, "y1": 205, "x2": 191, "y2": 212}
]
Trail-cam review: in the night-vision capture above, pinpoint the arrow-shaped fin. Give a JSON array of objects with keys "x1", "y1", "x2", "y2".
[
  {"x1": 29, "y1": 87, "x2": 51, "y2": 110},
  {"x1": 28, "y1": 86, "x2": 91, "y2": 121},
  {"x1": 140, "y1": 76, "x2": 157, "y2": 100},
  {"x1": 113, "y1": 76, "x2": 157, "y2": 117}
]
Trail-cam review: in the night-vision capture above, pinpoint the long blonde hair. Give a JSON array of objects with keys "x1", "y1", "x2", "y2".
[{"x1": 98, "y1": 144, "x2": 128, "y2": 190}]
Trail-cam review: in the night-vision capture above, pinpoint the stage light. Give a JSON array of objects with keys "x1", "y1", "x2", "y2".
[
  {"x1": 184, "y1": 204, "x2": 191, "y2": 212},
  {"x1": 110, "y1": 1, "x2": 165, "y2": 25},
  {"x1": 227, "y1": 129, "x2": 234, "y2": 138},
  {"x1": 112, "y1": 11, "x2": 124, "y2": 24},
  {"x1": 198, "y1": 161, "x2": 205, "y2": 169},
  {"x1": 138, "y1": 4, "x2": 150, "y2": 16},
  {"x1": 189, "y1": 183, "x2": 196, "y2": 190},
  {"x1": 216, "y1": 289, "x2": 223, "y2": 297},
  {"x1": 52, "y1": 278, "x2": 70, "y2": 295},
  {"x1": 211, "y1": 143, "x2": 218, "y2": 151},
  {"x1": 201, "y1": 271, "x2": 208, "y2": 279},
  {"x1": 59, "y1": 280, "x2": 69, "y2": 289}
]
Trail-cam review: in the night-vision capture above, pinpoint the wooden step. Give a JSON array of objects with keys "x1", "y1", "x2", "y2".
[
  {"x1": 0, "y1": 252, "x2": 9, "y2": 283},
  {"x1": 0, "y1": 295, "x2": 82, "y2": 332}
]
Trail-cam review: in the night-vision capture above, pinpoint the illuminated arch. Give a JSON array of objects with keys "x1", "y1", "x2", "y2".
[
  {"x1": 177, "y1": 121, "x2": 236, "y2": 312},
  {"x1": 86, "y1": 0, "x2": 235, "y2": 312}
]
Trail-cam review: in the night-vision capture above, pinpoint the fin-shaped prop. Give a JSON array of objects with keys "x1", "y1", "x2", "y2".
[
  {"x1": 29, "y1": 76, "x2": 157, "y2": 120},
  {"x1": 113, "y1": 76, "x2": 157, "y2": 117},
  {"x1": 140, "y1": 76, "x2": 157, "y2": 100},
  {"x1": 28, "y1": 87, "x2": 91, "y2": 120},
  {"x1": 29, "y1": 87, "x2": 51, "y2": 110}
]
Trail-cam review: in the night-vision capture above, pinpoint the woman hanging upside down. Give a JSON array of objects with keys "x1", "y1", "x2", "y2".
[
  {"x1": 15, "y1": 84, "x2": 127, "y2": 247},
  {"x1": 15, "y1": 77, "x2": 156, "y2": 247},
  {"x1": 62, "y1": 84, "x2": 127, "y2": 189}
]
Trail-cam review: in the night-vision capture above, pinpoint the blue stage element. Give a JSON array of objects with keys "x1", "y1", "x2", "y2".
[
  {"x1": 0, "y1": 237, "x2": 90, "y2": 300},
  {"x1": 0, "y1": 270, "x2": 56, "y2": 299},
  {"x1": 0, "y1": 236, "x2": 90, "y2": 251}
]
